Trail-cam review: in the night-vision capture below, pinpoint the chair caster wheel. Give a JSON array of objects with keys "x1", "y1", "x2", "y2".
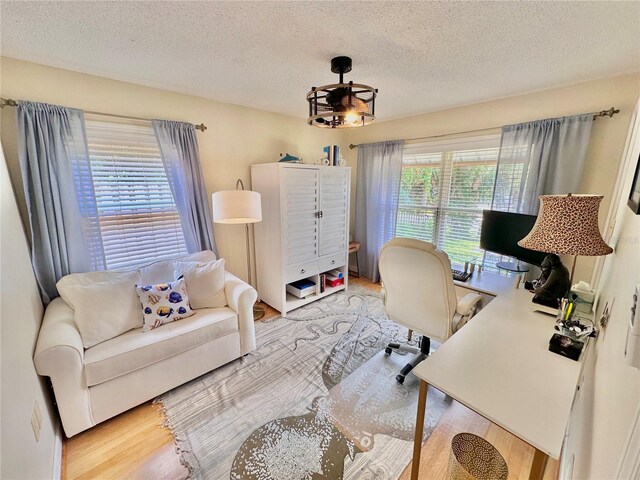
[
  {"x1": 396, "y1": 374, "x2": 405, "y2": 384},
  {"x1": 385, "y1": 347, "x2": 393, "y2": 355}
]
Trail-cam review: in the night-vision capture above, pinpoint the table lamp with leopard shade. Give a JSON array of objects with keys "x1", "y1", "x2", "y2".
[{"x1": 518, "y1": 194, "x2": 613, "y2": 307}]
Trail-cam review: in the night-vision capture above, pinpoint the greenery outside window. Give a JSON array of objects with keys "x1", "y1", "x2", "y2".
[{"x1": 396, "y1": 134, "x2": 506, "y2": 269}]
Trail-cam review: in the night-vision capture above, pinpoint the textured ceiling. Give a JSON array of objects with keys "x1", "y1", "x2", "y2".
[{"x1": 1, "y1": 1, "x2": 639, "y2": 120}]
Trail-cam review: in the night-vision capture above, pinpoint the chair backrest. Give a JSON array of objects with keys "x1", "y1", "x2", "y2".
[{"x1": 379, "y1": 238, "x2": 458, "y2": 342}]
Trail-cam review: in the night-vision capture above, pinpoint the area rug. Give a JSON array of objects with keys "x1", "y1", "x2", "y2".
[{"x1": 158, "y1": 284, "x2": 449, "y2": 480}]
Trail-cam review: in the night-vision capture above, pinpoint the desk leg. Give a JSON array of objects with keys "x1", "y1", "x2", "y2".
[
  {"x1": 411, "y1": 380, "x2": 428, "y2": 480},
  {"x1": 529, "y1": 448, "x2": 549, "y2": 480}
]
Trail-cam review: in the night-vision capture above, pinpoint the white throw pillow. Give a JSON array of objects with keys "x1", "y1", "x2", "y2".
[
  {"x1": 139, "y1": 250, "x2": 218, "y2": 285},
  {"x1": 173, "y1": 258, "x2": 227, "y2": 309},
  {"x1": 57, "y1": 270, "x2": 143, "y2": 348},
  {"x1": 57, "y1": 269, "x2": 139, "y2": 291},
  {"x1": 137, "y1": 276, "x2": 195, "y2": 331}
]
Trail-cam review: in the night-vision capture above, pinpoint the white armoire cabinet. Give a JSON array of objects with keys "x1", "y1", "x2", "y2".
[{"x1": 251, "y1": 163, "x2": 351, "y2": 315}]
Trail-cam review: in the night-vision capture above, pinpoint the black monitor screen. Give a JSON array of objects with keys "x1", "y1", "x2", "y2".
[{"x1": 480, "y1": 210, "x2": 548, "y2": 267}]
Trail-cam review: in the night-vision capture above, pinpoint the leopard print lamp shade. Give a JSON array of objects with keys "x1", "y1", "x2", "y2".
[{"x1": 518, "y1": 194, "x2": 613, "y2": 256}]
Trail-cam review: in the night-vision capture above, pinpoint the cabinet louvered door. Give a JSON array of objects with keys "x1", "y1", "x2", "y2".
[
  {"x1": 283, "y1": 167, "x2": 319, "y2": 265},
  {"x1": 318, "y1": 168, "x2": 349, "y2": 256}
]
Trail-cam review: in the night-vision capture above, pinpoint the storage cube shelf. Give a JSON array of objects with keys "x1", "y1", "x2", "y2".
[
  {"x1": 251, "y1": 163, "x2": 351, "y2": 315},
  {"x1": 284, "y1": 275, "x2": 346, "y2": 311}
]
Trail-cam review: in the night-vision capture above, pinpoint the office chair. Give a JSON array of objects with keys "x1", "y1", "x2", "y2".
[{"x1": 379, "y1": 238, "x2": 484, "y2": 384}]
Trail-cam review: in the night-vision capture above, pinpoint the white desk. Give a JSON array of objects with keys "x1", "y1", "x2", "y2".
[
  {"x1": 453, "y1": 269, "x2": 521, "y2": 297},
  {"x1": 411, "y1": 271, "x2": 587, "y2": 480}
]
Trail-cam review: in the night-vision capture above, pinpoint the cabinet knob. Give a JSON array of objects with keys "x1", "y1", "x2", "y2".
[
  {"x1": 301, "y1": 269, "x2": 305, "y2": 274},
  {"x1": 331, "y1": 260, "x2": 335, "y2": 264}
]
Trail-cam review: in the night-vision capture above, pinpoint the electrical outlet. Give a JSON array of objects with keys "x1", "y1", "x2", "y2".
[{"x1": 31, "y1": 409, "x2": 40, "y2": 442}]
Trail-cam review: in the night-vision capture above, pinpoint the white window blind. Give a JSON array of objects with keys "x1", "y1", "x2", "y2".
[
  {"x1": 85, "y1": 119, "x2": 188, "y2": 269},
  {"x1": 396, "y1": 134, "x2": 501, "y2": 268}
]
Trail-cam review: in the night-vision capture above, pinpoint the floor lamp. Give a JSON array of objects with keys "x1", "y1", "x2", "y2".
[{"x1": 212, "y1": 179, "x2": 266, "y2": 320}]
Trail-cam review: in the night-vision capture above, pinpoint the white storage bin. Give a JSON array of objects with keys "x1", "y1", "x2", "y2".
[{"x1": 286, "y1": 279, "x2": 316, "y2": 298}]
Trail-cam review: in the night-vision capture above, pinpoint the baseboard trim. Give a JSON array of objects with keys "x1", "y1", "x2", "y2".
[{"x1": 52, "y1": 420, "x2": 63, "y2": 480}]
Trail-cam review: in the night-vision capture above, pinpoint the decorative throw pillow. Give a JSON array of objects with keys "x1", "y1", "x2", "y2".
[
  {"x1": 137, "y1": 276, "x2": 195, "y2": 331},
  {"x1": 173, "y1": 258, "x2": 227, "y2": 309},
  {"x1": 57, "y1": 270, "x2": 143, "y2": 348}
]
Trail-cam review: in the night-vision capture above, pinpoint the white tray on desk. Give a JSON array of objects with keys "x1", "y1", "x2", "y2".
[{"x1": 529, "y1": 303, "x2": 558, "y2": 316}]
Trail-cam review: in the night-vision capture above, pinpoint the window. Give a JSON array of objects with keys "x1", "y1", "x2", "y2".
[
  {"x1": 85, "y1": 118, "x2": 188, "y2": 269},
  {"x1": 396, "y1": 135, "x2": 503, "y2": 268}
]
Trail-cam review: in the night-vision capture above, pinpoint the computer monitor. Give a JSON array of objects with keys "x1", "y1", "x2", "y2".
[{"x1": 480, "y1": 210, "x2": 548, "y2": 270}]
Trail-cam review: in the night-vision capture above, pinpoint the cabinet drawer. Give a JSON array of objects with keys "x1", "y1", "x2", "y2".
[
  {"x1": 285, "y1": 261, "x2": 319, "y2": 284},
  {"x1": 319, "y1": 253, "x2": 346, "y2": 272}
]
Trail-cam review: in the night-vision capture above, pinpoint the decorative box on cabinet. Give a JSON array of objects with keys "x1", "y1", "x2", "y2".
[{"x1": 251, "y1": 163, "x2": 351, "y2": 315}]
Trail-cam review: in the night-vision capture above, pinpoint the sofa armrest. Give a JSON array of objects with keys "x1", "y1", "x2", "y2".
[
  {"x1": 34, "y1": 298, "x2": 94, "y2": 437},
  {"x1": 224, "y1": 272, "x2": 258, "y2": 355},
  {"x1": 34, "y1": 298, "x2": 84, "y2": 368}
]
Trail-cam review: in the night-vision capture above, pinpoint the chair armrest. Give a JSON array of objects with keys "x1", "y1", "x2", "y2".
[
  {"x1": 452, "y1": 293, "x2": 484, "y2": 334},
  {"x1": 456, "y1": 292, "x2": 483, "y2": 316},
  {"x1": 224, "y1": 272, "x2": 258, "y2": 354},
  {"x1": 33, "y1": 298, "x2": 94, "y2": 437}
]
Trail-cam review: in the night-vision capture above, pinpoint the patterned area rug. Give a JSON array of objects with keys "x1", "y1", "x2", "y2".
[{"x1": 158, "y1": 284, "x2": 449, "y2": 480}]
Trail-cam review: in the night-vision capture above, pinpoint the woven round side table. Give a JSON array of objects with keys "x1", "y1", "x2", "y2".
[{"x1": 447, "y1": 432, "x2": 508, "y2": 480}]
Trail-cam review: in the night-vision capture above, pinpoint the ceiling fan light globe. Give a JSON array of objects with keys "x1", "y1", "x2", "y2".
[{"x1": 344, "y1": 111, "x2": 360, "y2": 125}]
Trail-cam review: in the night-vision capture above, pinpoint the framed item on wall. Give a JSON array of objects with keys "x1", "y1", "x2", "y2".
[{"x1": 629, "y1": 153, "x2": 640, "y2": 214}]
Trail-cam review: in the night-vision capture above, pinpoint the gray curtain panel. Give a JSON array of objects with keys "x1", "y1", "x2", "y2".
[
  {"x1": 153, "y1": 120, "x2": 216, "y2": 255},
  {"x1": 493, "y1": 114, "x2": 594, "y2": 214},
  {"x1": 16, "y1": 101, "x2": 105, "y2": 303},
  {"x1": 355, "y1": 140, "x2": 404, "y2": 282}
]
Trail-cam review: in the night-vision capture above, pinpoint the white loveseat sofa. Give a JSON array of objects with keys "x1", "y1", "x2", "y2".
[{"x1": 33, "y1": 251, "x2": 257, "y2": 437}]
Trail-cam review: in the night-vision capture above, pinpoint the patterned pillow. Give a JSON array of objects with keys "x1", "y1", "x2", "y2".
[{"x1": 136, "y1": 276, "x2": 195, "y2": 331}]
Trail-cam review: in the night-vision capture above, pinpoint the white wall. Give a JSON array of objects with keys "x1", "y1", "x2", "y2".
[
  {"x1": 575, "y1": 100, "x2": 640, "y2": 479},
  {"x1": 344, "y1": 73, "x2": 640, "y2": 282},
  {"x1": 1, "y1": 147, "x2": 59, "y2": 479}
]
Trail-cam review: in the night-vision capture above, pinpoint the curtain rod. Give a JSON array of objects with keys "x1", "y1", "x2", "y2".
[
  {"x1": 0, "y1": 97, "x2": 207, "y2": 132},
  {"x1": 348, "y1": 107, "x2": 619, "y2": 149}
]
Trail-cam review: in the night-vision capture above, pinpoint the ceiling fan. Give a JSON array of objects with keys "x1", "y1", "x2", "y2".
[{"x1": 307, "y1": 56, "x2": 377, "y2": 128}]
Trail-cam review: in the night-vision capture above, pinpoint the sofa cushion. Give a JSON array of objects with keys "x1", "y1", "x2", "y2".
[
  {"x1": 84, "y1": 307, "x2": 238, "y2": 386},
  {"x1": 174, "y1": 258, "x2": 227, "y2": 309},
  {"x1": 57, "y1": 270, "x2": 143, "y2": 348},
  {"x1": 139, "y1": 250, "x2": 217, "y2": 285}
]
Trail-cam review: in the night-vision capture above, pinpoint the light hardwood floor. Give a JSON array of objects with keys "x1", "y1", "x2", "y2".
[{"x1": 63, "y1": 276, "x2": 558, "y2": 479}]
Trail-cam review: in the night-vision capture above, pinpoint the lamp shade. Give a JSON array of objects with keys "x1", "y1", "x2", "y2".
[
  {"x1": 212, "y1": 190, "x2": 262, "y2": 224},
  {"x1": 518, "y1": 194, "x2": 612, "y2": 256}
]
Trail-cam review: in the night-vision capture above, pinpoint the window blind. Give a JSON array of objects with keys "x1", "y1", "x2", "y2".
[
  {"x1": 85, "y1": 119, "x2": 188, "y2": 269},
  {"x1": 397, "y1": 134, "x2": 501, "y2": 268}
]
